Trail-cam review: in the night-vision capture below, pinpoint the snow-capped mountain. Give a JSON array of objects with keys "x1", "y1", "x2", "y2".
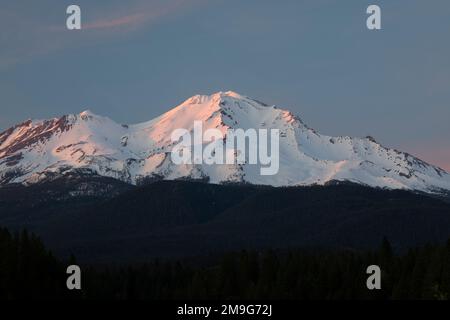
[{"x1": 1, "y1": 91, "x2": 449, "y2": 193}]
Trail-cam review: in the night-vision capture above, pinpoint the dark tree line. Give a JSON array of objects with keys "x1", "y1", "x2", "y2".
[
  {"x1": 0, "y1": 228, "x2": 449, "y2": 300},
  {"x1": 0, "y1": 228, "x2": 76, "y2": 299}
]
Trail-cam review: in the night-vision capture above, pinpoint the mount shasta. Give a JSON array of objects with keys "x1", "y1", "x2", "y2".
[{"x1": 1, "y1": 91, "x2": 449, "y2": 194}]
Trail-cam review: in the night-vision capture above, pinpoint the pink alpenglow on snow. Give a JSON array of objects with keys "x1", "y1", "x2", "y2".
[{"x1": 0, "y1": 91, "x2": 449, "y2": 194}]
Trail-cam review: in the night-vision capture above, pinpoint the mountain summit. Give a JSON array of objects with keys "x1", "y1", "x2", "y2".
[{"x1": 0, "y1": 91, "x2": 449, "y2": 193}]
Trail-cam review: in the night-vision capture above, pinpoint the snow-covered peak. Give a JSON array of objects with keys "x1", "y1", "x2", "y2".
[
  {"x1": 182, "y1": 91, "x2": 246, "y2": 104},
  {"x1": 223, "y1": 90, "x2": 246, "y2": 98},
  {"x1": 0, "y1": 91, "x2": 449, "y2": 194},
  {"x1": 78, "y1": 109, "x2": 96, "y2": 118},
  {"x1": 72, "y1": 109, "x2": 115, "y2": 123}
]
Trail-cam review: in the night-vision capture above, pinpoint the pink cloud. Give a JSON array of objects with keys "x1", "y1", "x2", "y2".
[
  {"x1": 79, "y1": 0, "x2": 203, "y2": 34},
  {"x1": 81, "y1": 1, "x2": 187, "y2": 32},
  {"x1": 0, "y1": 0, "x2": 204, "y2": 69},
  {"x1": 83, "y1": 13, "x2": 149, "y2": 30}
]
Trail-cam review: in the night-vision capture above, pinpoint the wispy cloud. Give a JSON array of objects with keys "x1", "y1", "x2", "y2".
[
  {"x1": 82, "y1": 0, "x2": 196, "y2": 33},
  {"x1": 83, "y1": 12, "x2": 149, "y2": 30},
  {"x1": 0, "y1": 0, "x2": 203, "y2": 69}
]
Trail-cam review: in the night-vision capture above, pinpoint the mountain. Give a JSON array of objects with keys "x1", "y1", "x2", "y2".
[{"x1": 1, "y1": 91, "x2": 449, "y2": 193}]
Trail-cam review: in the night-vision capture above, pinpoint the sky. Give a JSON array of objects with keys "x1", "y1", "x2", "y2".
[{"x1": 0, "y1": 0, "x2": 449, "y2": 171}]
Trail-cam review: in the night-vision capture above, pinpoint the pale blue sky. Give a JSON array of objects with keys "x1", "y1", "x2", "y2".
[{"x1": 0, "y1": 0, "x2": 449, "y2": 170}]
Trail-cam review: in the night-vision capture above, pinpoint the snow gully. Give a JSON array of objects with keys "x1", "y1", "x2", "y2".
[{"x1": 170, "y1": 121, "x2": 280, "y2": 176}]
